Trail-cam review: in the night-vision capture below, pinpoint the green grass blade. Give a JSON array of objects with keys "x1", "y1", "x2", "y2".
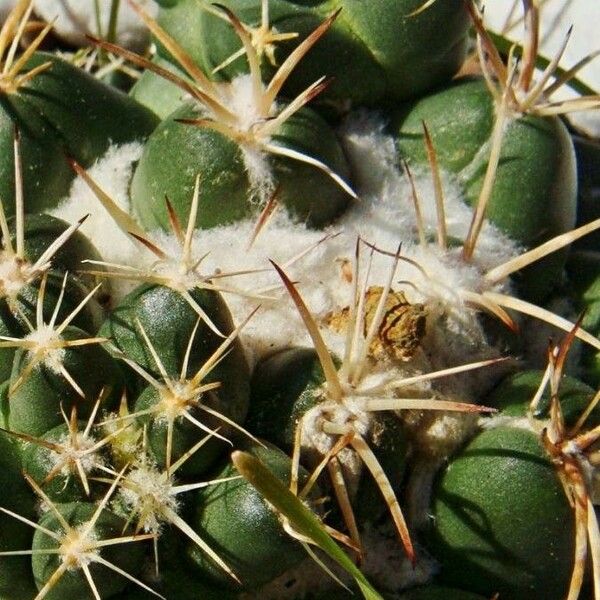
[{"x1": 231, "y1": 451, "x2": 383, "y2": 600}]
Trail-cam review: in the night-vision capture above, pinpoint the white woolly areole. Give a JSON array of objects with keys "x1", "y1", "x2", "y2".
[
  {"x1": 45, "y1": 431, "x2": 102, "y2": 477},
  {"x1": 219, "y1": 74, "x2": 269, "y2": 133},
  {"x1": 57, "y1": 112, "x2": 521, "y2": 392},
  {"x1": 24, "y1": 327, "x2": 66, "y2": 373},
  {"x1": 216, "y1": 74, "x2": 278, "y2": 203},
  {"x1": 300, "y1": 397, "x2": 369, "y2": 480},
  {"x1": 0, "y1": 253, "x2": 32, "y2": 298},
  {"x1": 118, "y1": 461, "x2": 179, "y2": 534},
  {"x1": 62, "y1": 524, "x2": 100, "y2": 570}
]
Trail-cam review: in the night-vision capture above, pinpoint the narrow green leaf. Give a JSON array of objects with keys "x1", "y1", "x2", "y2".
[{"x1": 231, "y1": 451, "x2": 383, "y2": 600}]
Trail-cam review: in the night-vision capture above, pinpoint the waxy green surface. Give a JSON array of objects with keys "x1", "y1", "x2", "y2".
[
  {"x1": 0, "y1": 430, "x2": 38, "y2": 599},
  {"x1": 186, "y1": 442, "x2": 308, "y2": 589},
  {"x1": 429, "y1": 426, "x2": 574, "y2": 600},
  {"x1": 394, "y1": 77, "x2": 577, "y2": 301},
  {"x1": 131, "y1": 103, "x2": 352, "y2": 230},
  {"x1": 0, "y1": 52, "x2": 158, "y2": 215},
  {"x1": 486, "y1": 369, "x2": 598, "y2": 427},
  {"x1": 101, "y1": 284, "x2": 247, "y2": 385},
  {"x1": 156, "y1": 0, "x2": 470, "y2": 107}
]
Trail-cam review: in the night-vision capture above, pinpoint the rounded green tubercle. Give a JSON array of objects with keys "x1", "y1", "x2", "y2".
[
  {"x1": 428, "y1": 426, "x2": 574, "y2": 600},
  {"x1": 186, "y1": 442, "x2": 310, "y2": 589}
]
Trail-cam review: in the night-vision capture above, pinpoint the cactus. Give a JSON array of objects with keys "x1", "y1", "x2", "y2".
[{"x1": 0, "y1": 1, "x2": 598, "y2": 599}]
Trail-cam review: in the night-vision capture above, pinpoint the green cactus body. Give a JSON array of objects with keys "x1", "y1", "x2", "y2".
[
  {"x1": 186, "y1": 442, "x2": 309, "y2": 589},
  {"x1": 129, "y1": 55, "x2": 190, "y2": 119},
  {"x1": 130, "y1": 103, "x2": 352, "y2": 230},
  {"x1": 0, "y1": 431, "x2": 38, "y2": 599},
  {"x1": 100, "y1": 284, "x2": 248, "y2": 383},
  {"x1": 428, "y1": 426, "x2": 575, "y2": 599},
  {"x1": 246, "y1": 347, "x2": 325, "y2": 448},
  {"x1": 110, "y1": 564, "x2": 236, "y2": 599},
  {"x1": 0, "y1": 52, "x2": 158, "y2": 215},
  {"x1": 393, "y1": 77, "x2": 577, "y2": 301},
  {"x1": 7, "y1": 326, "x2": 123, "y2": 436},
  {"x1": 486, "y1": 369, "x2": 599, "y2": 427},
  {"x1": 31, "y1": 502, "x2": 146, "y2": 599},
  {"x1": 156, "y1": 0, "x2": 470, "y2": 107},
  {"x1": 567, "y1": 251, "x2": 600, "y2": 387}
]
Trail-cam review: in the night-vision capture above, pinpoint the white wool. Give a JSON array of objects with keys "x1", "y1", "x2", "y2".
[
  {"x1": 479, "y1": 414, "x2": 536, "y2": 433},
  {"x1": 51, "y1": 142, "x2": 149, "y2": 299},
  {"x1": 53, "y1": 113, "x2": 522, "y2": 382},
  {"x1": 24, "y1": 327, "x2": 66, "y2": 374},
  {"x1": 48, "y1": 431, "x2": 103, "y2": 476},
  {"x1": 220, "y1": 74, "x2": 267, "y2": 132},
  {"x1": 300, "y1": 399, "x2": 370, "y2": 481},
  {"x1": 240, "y1": 143, "x2": 276, "y2": 205},
  {"x1": 118, "y1": 460, "x2": 179, "y2": 535}
]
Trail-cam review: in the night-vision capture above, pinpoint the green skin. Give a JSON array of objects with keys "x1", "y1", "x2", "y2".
[
  {"x1": 186, "y1": 442, "x2": 309, "y2": 590},
  {"x1": 6, "y1": 325, "x2": 124, "y2": 437},
  {"x1": 31, "y1": 503, "x2": 146, "y2": 600},
  {"x1": 134, "y1": 359, "x2": 250, "y2": 476},
  {"x1": 393, "y1": 77, "x2": 577, "y2": 301},
  {"x1": 0, "y1": 430, "x2": 38, "y2": 599},
  {"x1": 246, "y1": 347, "x2": 407, "y2": 524},
  {"x1": 486, "y1": 369, "x2": 599, "y2": 427},
  {"x1": 129, "y1": 55, "x2": 189, "y2": 120},
  {"x1": 0, "y1": 52, "x2": 158, "y2": 215},
  {"x1": 0, "y1": 214, "x2": 106, "y2": 381},
  {"x1": 246, "y1": 346, "x2": 325, "y2": 448},
  {"x1": 22, "y1": 420, "x2": 108, "y2": 504},
  {"x1": 100, "y1": 284, "x2": 248, "y2": 387},
  {"x1": 130, "y1": 103, "x2": 353, "y2": 231},
  {"x1": 0, "y1": 269, "x2": 104, "y2": 384},
  {"x1": 10, "y1": 214, "x2": 106, "y2": 293},
  {"x1": 156, "y1": 0, "x2": 470, "y2": 108},
  {"x1": 428, "y1": 426, "x2": 575, "y2": 600},
  {"x1": 566, "y1": 251, "x2": 600, "y2": 387}
]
